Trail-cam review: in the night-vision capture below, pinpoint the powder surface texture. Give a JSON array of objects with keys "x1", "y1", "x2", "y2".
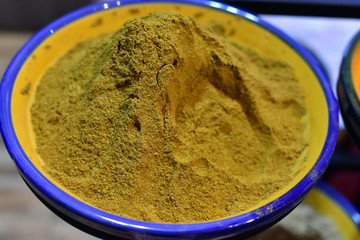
[{"x1": 31, "y1": 12, "x2": 308, "y2": 223}]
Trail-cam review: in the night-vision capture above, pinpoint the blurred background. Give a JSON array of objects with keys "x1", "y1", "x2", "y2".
[{"x1": 1, "y1": 0, "x2": 360, "y2": 239}]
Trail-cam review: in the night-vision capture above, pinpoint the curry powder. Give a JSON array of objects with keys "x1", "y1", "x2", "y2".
[{"x1": 31, "y1": 12, "x2": 308, "y2": 223}]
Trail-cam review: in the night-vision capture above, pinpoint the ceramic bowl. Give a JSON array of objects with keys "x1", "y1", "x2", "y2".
[
  {"x1": 0, "y1": 0, "x2": 338, "y2": 239},
  {"x1": 338, "y1": 30, "x2": 360, "y2": 149},
  {"x1": 304, "y1": 181, "x2": 360, "y2": 240},
  {"x1": 252, "y1": 181, "x2": 360, "y2": 239}
]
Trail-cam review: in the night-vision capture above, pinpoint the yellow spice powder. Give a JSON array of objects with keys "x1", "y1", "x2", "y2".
[{"x1": 31, "y1": 11, "x2": 308, "y2": 223}]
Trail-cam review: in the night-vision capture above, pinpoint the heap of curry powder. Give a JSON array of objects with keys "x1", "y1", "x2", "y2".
[{"x1": 31, "y1": 12, "x2": 308, "y2": 223}]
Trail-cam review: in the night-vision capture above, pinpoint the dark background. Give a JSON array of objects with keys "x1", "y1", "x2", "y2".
[
  {"x1": 1, "y1": 0, "x2": 360, "y2": 31},
  {"x1": 0, "y1": 0, "x2": 92, "y2": 30}
]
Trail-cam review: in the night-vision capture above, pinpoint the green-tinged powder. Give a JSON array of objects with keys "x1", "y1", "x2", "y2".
[{"x1": 31, "y1": 11, "x2": 307, "y2": 223}]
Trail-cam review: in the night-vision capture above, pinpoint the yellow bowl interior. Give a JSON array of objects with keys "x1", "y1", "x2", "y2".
[
  {"x1": 304, "y1": 188, "x2": 360, "y2": 240},
  {"x1": 352, "y1": 38, "x2": 360, "y2": 99},
  {"x1": 11, "y1": 3, "x2": 329, "y2": 216}
]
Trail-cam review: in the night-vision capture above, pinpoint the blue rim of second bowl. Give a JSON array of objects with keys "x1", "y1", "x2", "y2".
[
  {"x1": 340, "y1": 30, "x2": 360, "y2": 112},
  {"x1": 0, "y1": 0, "x2": 339, "y2": 236},
  {"x1": 317, "y1": 181, "x2": 360, "y2": 229},
  {"x1": 338, "y1": 30, "x2": 360, "y2": 146}
]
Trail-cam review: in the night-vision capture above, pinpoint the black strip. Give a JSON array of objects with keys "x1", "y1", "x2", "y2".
[{"x1": 221, "y1": 0, "x2": 360, "y2": 18}]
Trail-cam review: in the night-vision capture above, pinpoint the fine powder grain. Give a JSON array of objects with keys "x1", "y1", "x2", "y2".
[{"x1": 31, "y1": 12, "x2": 308, "y2": 223}]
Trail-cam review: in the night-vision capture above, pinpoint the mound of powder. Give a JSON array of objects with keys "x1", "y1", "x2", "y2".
[{"x1": 31, "y1": 11, "x2": 307, "y2": 223}]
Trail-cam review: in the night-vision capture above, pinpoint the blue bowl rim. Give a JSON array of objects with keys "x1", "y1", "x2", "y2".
[
  {"x1": 317, "y1": 181, "x2": 360, "y2": 230},
  {"x1": 0, "y1": 0, "x2": 339, "y2": 236},
  {"x1": 339, "y1": 30, "x2": 360, "y2": 125}
]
